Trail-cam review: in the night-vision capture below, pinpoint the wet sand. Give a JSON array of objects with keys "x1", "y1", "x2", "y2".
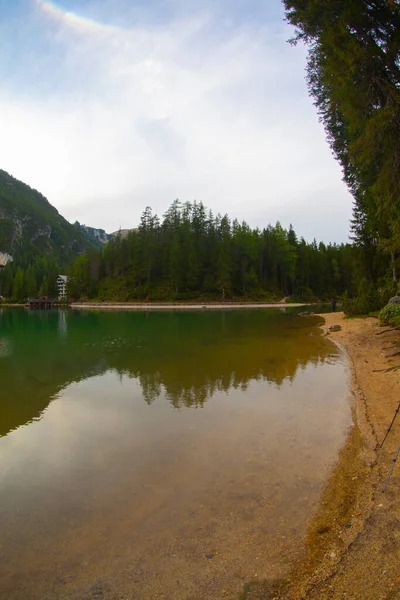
[{"x1": 266, "y1": 312, "x2": 400, "y2": 600}]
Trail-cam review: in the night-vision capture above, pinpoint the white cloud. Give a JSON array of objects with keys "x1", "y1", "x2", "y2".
[{"x1": 0, "y1": 1, "x2": 353, "y2": 241}]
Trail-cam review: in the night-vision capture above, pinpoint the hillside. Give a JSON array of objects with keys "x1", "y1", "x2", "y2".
[
  {"x1": 75, "y1": 222, "x2": 110, "y2": 248},
  {"x1": 0, "y1": 169, "x2": 108, "y2": 267}
]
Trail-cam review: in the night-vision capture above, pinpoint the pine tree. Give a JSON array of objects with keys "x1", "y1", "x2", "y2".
[
  {"x1": 284, "y1": 0, "x2": 400, "y2": 279},
  {"x1": 12, "y1": 268, "x2": 25, "y2": 301}
]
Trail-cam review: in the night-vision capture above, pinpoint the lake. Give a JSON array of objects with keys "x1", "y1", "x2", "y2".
[{"x1": 0, "y1": 308, "x2": 351, "y2": 600}]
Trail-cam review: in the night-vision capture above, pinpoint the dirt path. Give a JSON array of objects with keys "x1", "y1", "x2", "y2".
[{"x1": 257, "y1": 312, "x2": 400, "y2": 600}]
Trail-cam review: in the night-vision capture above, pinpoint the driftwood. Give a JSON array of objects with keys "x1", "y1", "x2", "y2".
[
  {"x1": 376, "y1": 328, "x2": 399, "y2": 335},
  {"x1": 385, "y1": 351, "x2": 400, "y2": 358}
]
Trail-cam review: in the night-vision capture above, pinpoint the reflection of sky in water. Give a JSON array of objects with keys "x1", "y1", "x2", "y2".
[
  {"x1": 0, "y1": 358, "x2": 351, "y2": 511},
  {"x1": 0, "y1": 309, "x2": 351, "y2": 600},
  {"x1": 0, "y1": 308, "x2": 345, "y2": 442}
]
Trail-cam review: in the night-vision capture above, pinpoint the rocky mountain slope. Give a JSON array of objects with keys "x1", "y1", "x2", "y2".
[
  {"x1": 75, "y1": 223, "x2": 110, "y2": 247},
  {"x1": 0, "y1": 169, "x2": 109, "y2": 266}
]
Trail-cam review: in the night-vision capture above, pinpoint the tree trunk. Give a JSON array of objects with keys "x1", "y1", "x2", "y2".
[{"x1": 392, "y1": 251, "x2": 399, "y2": 283}]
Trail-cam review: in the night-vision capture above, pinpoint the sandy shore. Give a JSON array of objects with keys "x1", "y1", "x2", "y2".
[
  {"x1": 71, "y1": 302, "x2": 307, "y2": 310},
  {"x1": 265, "y1": 312, "x2": 400, "y2": 600}
]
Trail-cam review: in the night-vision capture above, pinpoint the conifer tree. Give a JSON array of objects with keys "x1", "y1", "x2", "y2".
[{"x1": 284, "y1": 0, "x2": 400, "y2": 279}]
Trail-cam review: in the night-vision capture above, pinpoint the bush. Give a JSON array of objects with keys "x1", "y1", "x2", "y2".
[
  {"x1": 378, "y1": 278, "x2": 398, "y2": 306},
  {"x1": 343, "y1": 279, "x2": 383, "y2": 316},
  {"x1": 379, "y1": 303, "x2": 400, "y2": 324}
]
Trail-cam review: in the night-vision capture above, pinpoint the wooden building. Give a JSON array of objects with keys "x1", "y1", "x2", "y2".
[{"x1": 27, "y1": 296, "x2": 56, "y2": 309}]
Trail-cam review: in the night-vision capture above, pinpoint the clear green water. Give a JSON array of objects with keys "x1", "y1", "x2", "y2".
[{"x1": 0, "y1": 308, "x2": 351, "y2": 600}]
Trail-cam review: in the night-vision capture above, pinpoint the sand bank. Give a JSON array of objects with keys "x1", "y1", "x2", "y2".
[{"x1": 273, "y1": 312, "x2": 400, "y2": 600}]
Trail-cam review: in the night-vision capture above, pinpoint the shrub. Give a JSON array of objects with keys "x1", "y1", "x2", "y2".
[
  {"x1": 343, "y1": 279, "x2": 382, "y2": 316},
  {"x1": 378, "y1": 277, "x2": 398, "y2": 306},
  {"x1": 379, "y1": 303, "x2": 400, "y2": 324}
]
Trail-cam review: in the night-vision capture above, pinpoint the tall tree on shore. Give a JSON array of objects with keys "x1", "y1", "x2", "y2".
[{"x1": 283, "y1": 0, "x2": 400, "y2": 280}]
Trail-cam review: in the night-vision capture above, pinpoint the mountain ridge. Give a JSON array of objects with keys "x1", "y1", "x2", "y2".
[{"x1": 0, "y1": 169, "x2": 111, "y2": 266}]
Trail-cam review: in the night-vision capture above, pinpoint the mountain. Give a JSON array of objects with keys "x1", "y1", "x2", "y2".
[
  {"x1": 109, "y1": 229, "x2": 135, "y2": 238},
  {"x1": 75, "y1": 223, "x2": 110, "y2": 248},
  {"x1": 0, "y1": 169, "x2": 108, "y2": 267}
]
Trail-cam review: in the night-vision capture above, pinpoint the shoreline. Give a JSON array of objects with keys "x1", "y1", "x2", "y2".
[
  {"x1": 70, "y1": 301, "x2": 308, "y2": 310},
  {"x1": 275, "y1": 312, "x2": 400, "y2": 600}
]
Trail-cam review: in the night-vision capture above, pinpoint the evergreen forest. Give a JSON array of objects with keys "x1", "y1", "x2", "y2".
[{"x1": 0, "y1": 198, "x2": 396, "y2": 310}]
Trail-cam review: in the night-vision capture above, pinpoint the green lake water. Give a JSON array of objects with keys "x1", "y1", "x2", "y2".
[{"x1": 0, "y1": 308, "x2": 351, "y2": 600}]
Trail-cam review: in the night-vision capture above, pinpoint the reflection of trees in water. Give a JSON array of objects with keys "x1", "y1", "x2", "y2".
[
  {"x1": 0, "y1": 309, "x2": 337, "y2": 433},
  {"x1": 0, "y1": 310, "x2": 110, "y2": 436},
  {"x1": 115, "y1": 350, "x2": 332, "y2": 409},
  {"x1": 137, "y1": 371, "x2": 163, "y2": 405}
]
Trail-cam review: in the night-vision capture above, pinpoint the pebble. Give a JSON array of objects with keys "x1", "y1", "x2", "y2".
[{"x1": 205, "y1": 553, "x2": 215, "y2": 559}]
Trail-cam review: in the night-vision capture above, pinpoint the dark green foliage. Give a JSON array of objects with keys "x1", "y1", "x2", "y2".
[
  {"x1": 0, "y1": 169, "x2": 103, "y2": 265},
  {"x1": 0, "y1": 254, "x2": 61, "y2": 302},
  {"x1": 342, "y1": 274, "x2": 397, "y2": 316},
  {"x1": 284, "y1": 0, "x2": 400, "y2": 279},
  {"x1": 342, "y1": 278, "x2": 382, "y2": 315},
  {"x1": 12, "y1": 268, "x2": 25, "y2": 302},
  {"x1": 378, "y1": 277, "x2": 399, "y2": 306},
  {"x1": 0, "y1": 169, "x2": 394, "y2": 307},
  {"x1": 67, "y1": 200, "x2": 392, "y2": 305},
  {"x1": 0, "y1": 218, "x2": 14, "y2": 249},
  {"x1": 380, "y1": 303, "x2": 400, "y2": 324},
  {"x1": 2, "y1": 195, "x2": 393, "y2": 305},
  {"x1": 74, "y1": 222, "x2": 109, "y2": 250},
  {"x1": 0, "y1": 169, "x2": 110, "y2": 302}
]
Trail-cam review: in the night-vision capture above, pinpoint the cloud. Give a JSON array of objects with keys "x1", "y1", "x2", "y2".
[{"x1": 0, "y1": 0, "x2": 353, "y2": 241}]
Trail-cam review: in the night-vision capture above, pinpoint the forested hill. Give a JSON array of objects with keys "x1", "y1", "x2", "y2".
[
  {"x1": 0, "y1": 169, "x2": 108, "y2": 266},
  {"x1": 66, "y1": 200, "x2": 394, "y2": 308}
]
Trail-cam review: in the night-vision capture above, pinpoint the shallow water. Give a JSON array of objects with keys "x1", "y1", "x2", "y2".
[{"x1": 0, "y1": 308, "x2": 351, "y2": 600}]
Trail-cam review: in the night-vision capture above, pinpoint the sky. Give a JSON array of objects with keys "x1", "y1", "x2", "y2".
[{"x1": 0, "y1": 0, "x2": 354, "y2": 242}]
